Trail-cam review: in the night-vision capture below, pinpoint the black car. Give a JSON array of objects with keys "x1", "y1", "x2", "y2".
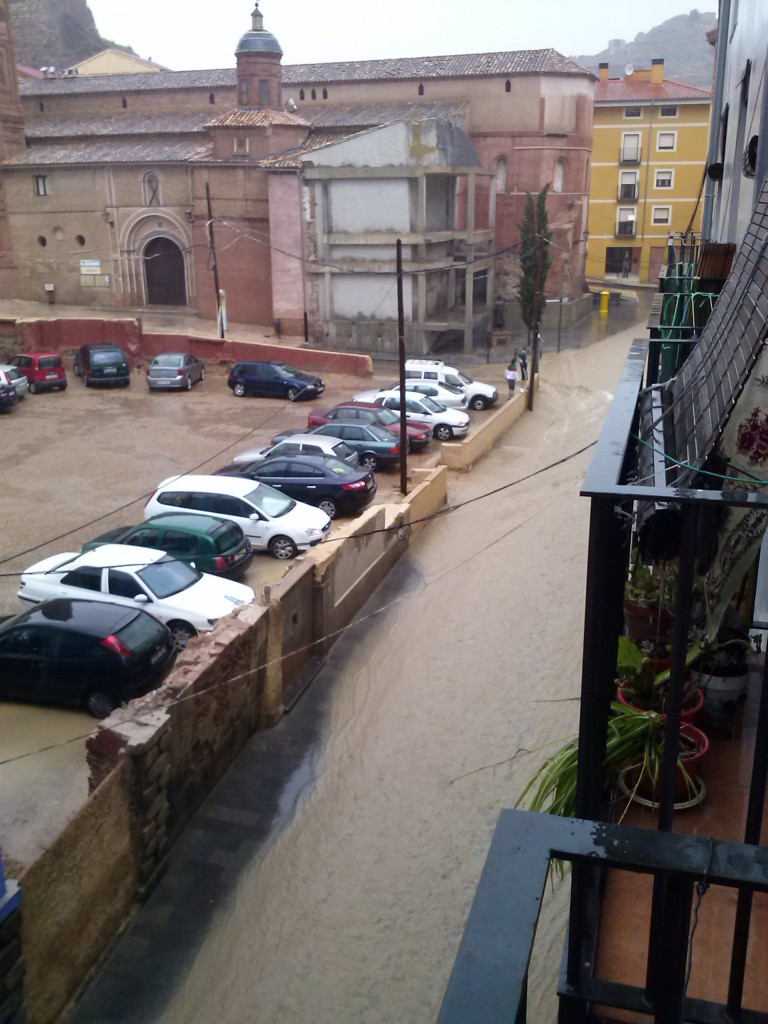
[
  {"x1": 215, "y1": 454, "x2": 377, "y2": 519},
  {"x1": 81, "y1": 513, "x2": 253, "y2": 578},
  {"x1": 73, "y1": 343, "x2": 131, "y2": 387},
  {"x1": 227, "y1": 361, "x2": 324, "y2": 401},
  {"x1": 0, "y1": 380, "x2": 18, "y2": 412},
  {"x1": 0, "y1": 598, "x2": 177, "y2": 718}
]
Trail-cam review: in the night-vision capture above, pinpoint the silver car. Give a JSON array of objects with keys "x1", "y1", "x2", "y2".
[
  {"x1": 0, "y1": 364, "x2": 30, "y2": 400},
  {"x1": 146, "y1": 352, "x2": 205, "y2": 391},
  {"x1": 233, "y1": 432, "x2": 359, "y2": 468}
]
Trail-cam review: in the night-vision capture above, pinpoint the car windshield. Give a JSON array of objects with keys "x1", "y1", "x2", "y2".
[
  {"x1": 374, "y1": 408, "x2": 398, "y2": 425},
  {"x1": 137, "y1": 557, "x2": 201, "y2": 599},
  {"x1": 152, "y1": 354, "x2": 183, "y2": 368},
  {"x1": 245, "y1": 484, "x2": 295, "y2": 518},
  {"x1": 419, "y1": 396, "x2": 444, "y2": 413},
  {"x1": 324, "y1": 458, "x2": 352, "y2": 476},
  {"x1": 117, "y1": 613, "x2": 168, "y2": 654},
  {"x1": 368, "y1": 425, "x2": 393, "y2": 441},
  {"x1": 39, "y1": 356, "x2": 62, "y2": 369},
  {"x1": 456, "y1": 372, "x2": 474, "y2": 385},
  {"x1": 92, "y1": 350, "x2": 124, "y2": 365},
  {"x1": 212, "y1": 523, "x2": 245, "y2": 552},
  {"x1": 441, "y1": 382, "x2": 464, "y2": 394}
]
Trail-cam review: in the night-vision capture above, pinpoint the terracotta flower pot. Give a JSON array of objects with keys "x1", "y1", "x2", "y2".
[
  {"x1": 624, "y1": 723, "x2": 710, "y2": 805},
  {"x1": 623, "y1": 599, "x2": 675, "y2": 644},
  {"x1": 617, "y1": 681, "x2": 705, "y2": 723}
]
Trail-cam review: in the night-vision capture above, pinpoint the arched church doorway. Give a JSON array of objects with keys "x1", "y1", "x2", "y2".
[{"x1": 144, "y1": 236, "x2": 187, "y2": 305}]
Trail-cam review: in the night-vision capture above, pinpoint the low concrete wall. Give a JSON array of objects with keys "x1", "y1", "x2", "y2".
[
  {"x1": 20, "y1": 767, "x2": 137, "y2": 1024},
  {"x1": 440, "y1": 388, "x2": 529, "y2": 471}
]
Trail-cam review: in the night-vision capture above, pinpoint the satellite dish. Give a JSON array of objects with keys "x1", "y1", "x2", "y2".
[{"x1": 625, "y1": 63, "x2": 634, "y2": 77}]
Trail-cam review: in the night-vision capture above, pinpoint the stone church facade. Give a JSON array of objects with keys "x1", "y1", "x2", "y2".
[{"x1": 0, "y1": 2, "x2": 594, "y2": 354}]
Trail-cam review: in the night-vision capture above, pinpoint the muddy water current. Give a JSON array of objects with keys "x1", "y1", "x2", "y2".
[{"x1": 163, "y1": 328, "x2": 637, "y2": 1023}]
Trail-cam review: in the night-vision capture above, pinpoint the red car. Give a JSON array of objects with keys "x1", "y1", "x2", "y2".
[
  {"x1": 10, "y1": 351, "x2": 68, "y2": 393},
  {"x1": 307, "y1": 402, "x2": 432, "y2": 450}
]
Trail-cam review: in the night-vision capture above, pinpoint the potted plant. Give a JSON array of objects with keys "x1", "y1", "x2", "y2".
[
  {"x1": 623, "y1": 556, "x2": 677, "y2": 644},
  {"x1": 689, "y1": 624, "x2": 754, "y2": 713},
  {"x1": 616, "y1": 635, "x2": 704, "y2": 721},
  {"x1": 516, "y1": 702, "x2": 710, "y2": 819}
]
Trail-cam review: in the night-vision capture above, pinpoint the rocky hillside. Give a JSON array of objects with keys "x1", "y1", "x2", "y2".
[
  {"x1": 9, "y1": 0, "x2": 126, "y2": 71},
  {"x1": 571, "y1": 10, "x2": 718, "y2": 88}
]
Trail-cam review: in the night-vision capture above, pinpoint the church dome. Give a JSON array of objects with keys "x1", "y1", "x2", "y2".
[{"x1": 236, "y1": 3, "x2": 283, "y2": 56}]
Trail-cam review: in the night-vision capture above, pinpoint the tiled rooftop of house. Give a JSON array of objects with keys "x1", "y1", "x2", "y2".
[
  {"x1": 595, "y1": 78, "x2": 712, "y2": 102},
  {"x1": 2, "y1": 139, "x2": 211, "y2": 166},
  {"x1": 24, "y1": 113, "x2": 210, "y2": 138},
  {"x1": 204, "y1": 108, "x2": 309, "y2": 128},
  {"x1": 302, "y1": 100, "x2": 468, "y2": 129}
]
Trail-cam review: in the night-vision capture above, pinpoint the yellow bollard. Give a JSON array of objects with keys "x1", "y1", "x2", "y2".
[{"x1": 600, "y1": 290, "x2": 610, "y2": 316}]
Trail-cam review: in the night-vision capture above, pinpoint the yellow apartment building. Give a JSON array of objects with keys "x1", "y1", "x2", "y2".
[{"x1": 587, "y1": 59, "x2": 710, "y2": 284}]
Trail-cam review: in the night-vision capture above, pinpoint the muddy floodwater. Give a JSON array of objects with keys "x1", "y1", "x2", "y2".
[{"x1": 139, "y1": 326, "x2": 636, "y2": 1022}]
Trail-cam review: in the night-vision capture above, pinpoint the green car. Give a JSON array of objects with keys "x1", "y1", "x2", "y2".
[{"x1": 82, "y1": 513, "x2": 253, "y2": 578}]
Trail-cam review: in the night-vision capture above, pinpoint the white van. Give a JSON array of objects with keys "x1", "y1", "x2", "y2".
[
  {"x1": 404, "y1": 359, "x2": 498, "y2": 410},
  {"x1": 145, "y1": 475, "x2": 331, "y2": 560}
]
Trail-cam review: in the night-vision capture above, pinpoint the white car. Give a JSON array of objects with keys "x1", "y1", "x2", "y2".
[
  {"x1": 404, "y1": 359, "x2": 499, "y2": 410},
  {"x1": 0, "y1": 364, "x2": 30, "y2": 401},
  {"x1": 354, "y1": 380, "x2": 468, "y2": 410},
  {"x1": 144, "y1": 474, "x2": 332, "y2": 560},
  {"x1": 18, "y1": 544, "x2": 255, "y2": 649},
  {"x1": 352, "y1": 388, "x2": 470, "y2": 440},
  {"x1": 233, "y1": 433, "x2": 359, "y2": 468}
]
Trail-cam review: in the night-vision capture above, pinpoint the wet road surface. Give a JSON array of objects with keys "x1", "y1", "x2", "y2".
[{"x1": 71, "y1": 317, "x2": 641, "y2": 1023}]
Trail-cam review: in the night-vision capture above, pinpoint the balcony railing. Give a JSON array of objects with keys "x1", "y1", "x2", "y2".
[
  {"x1": 618, "y1": 184, "x2": 639, "y2": 200},
  {"x1": 619, "y1": 147, "x2": 642, "y2": 165},
  {"x1": 616, "y1": 222, "x2": 637, "y2": 237}
]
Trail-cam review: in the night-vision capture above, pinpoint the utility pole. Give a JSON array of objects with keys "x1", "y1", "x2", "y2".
[
  {"x1": 527, "y1": 229, "x2": 543, "y2": 413},
  {"x1": 396, "y1": 239, "x2": 408, "y2": 496},
  {"x1": 205, "y1": 183, "x2": 225, "y2": 339}
]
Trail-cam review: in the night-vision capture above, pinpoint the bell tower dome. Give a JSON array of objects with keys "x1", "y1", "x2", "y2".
[{"x1": 235, "y1": 3, "x2": 283, "y2": 109}]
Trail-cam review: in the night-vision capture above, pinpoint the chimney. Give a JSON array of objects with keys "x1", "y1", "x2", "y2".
[
  {"x1": 651, "y1": 58, "x2": 664, "y2": 85},
  {"x1": 598, "y1": 62, "x2": 610, "y2": 81}
]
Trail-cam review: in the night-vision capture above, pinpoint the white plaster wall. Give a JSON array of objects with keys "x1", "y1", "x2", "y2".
[
  {"x1": 332, "y1": 272, "x2": 413, "y2": 320},
  {"x1": 329, "y1": 179, "x2": 410, "y2": 232},
  {"x1": 712, "y1": 0, "x2": 768, "y2": 243},
  {"x1": 311, "y1": 122, "x2": 411, "y2": 168}
]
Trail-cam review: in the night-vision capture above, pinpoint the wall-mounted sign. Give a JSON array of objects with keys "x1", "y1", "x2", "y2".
[{"x1": 80, "y1": 260, "x2": 101, "y2": 275}]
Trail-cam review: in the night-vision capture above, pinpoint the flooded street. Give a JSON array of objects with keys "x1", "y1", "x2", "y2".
[{"x1": 156, "y1": 323, "x2": 637, "y2": 1024}]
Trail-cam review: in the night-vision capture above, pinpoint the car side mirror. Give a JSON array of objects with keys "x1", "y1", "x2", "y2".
[
  {"x1": 250, "y1": 512, "x2": 262, "y2": 521},
  {"x1": 189, "y1": 562, "x2": 196, "y2": 569},
  {"x1": 134, "y1": 594, "x2": 150, "y2": 604}
]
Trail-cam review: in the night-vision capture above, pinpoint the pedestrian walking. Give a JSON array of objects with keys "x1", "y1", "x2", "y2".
[
  {"x1": 622, "y1": 252, "x2": 631, "y2": 279},
  {"x1": 505, "y1": 359, "x2": 519, "y2": 398},
  {"x1": 517, "y1": 349, "x2": 528, "y2": 381}
]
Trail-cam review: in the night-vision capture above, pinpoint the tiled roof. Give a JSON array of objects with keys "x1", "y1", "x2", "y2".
[
  {"x1": 25, "y1": 113, "x2": 210, "y2": 139},
  {"x1": 594, "y1": 78, "x2": 711, "y2": 103},
  {"x1": 19, "y1": 68, "x2": 236, "y2": 95},
  {"x1": 302, "y1": 101, "x2": 467, "y2": 130},
  {"x1": 3, "y1": 139, "x2": 211, "y2": 166},
  {"x1": 204, "y1": 108, "x2": 309, "y2": 128},
  {"x1": 282, "y1": 49, "x2": 592, "y2": 83},
  {"x1": 253, "y1": 132, "x2": 360, "y2": 168}
]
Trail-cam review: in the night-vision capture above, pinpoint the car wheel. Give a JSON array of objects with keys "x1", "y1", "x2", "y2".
[
  {"x1": 470, "y1": 395, "x2": 486, "y2": 411},
  {"x1": 318, "y1": 498, "x2": 337, "y2": 519},
  {"x1": 201, "y1": 368, "x2": 206, "y2": 381},
  {"x1": 86, "y1": 689, "x2": 118, "y2": 719},
  {"x1": 59, "y1": 382, "x2": 67, "y2": 391},
  {"x1": 361, "y1": 453, "x2": 378, "y2": 470},
  {"x1": 286, "y1": 387, "x2": 299, "y2": 402},
  {"x1": 185, "y1": 376, "x2": 192, "y2": 391},
  {"x1": 84, "y1": 376, "x2": 91, "y2": 387},
  {"x1": 73, "y1": 362, "x2": 80, "y2": 377},
  {"x1": 434, "y1": 424, "x2": 453, "y2": 441},
  {"x1": 28, "y1": 380, "x2": 37, "y2": 394},
  {"x1": 233, "y1": 382, "x2": 246, "y2": 397},
  {"x1": 168, "y1": 621, "x2": 196, "y2": 651},
  {"x1": 269, "y1": 535, "x2": 299, "y2": 560}
]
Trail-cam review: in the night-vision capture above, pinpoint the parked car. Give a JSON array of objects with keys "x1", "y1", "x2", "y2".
[
  {"x1": 307, "y1": 402, "x2": 432, "y2": 450},
  {"x1": 279, "y1": 422, "x2": 405, "y2": 470},
  {"x1": 145, "y1": 475, "x2": 332, "y2": 560},
  {"x1": 354, "y1": 379, "x2": 468, "y2": 410},
  {"x1": 0, "y1": 598, "x2": 176, "y2": 718},
  {"x1": 404, "y1": 359, "x2": 499, "y2": 410},
  {"x1": 353, "y1": 389, "x2": 470, "y2": 440},
  {"x1": 0, "y1": 380, "x2": 18, "y2": 413},
  {"x1": 233, "y1": 433, "x2": 359, "y2": 468},
  {"x1": 9, "y1": 351, "x2": 67, "y2": 393},
  {"x1": 227, "y1": 361, "x2": 325, "y2": 401},
  {"x1": 18, "y1": 544, "x2": 255, "y2": 650},
  {"x1": 73, "y1": 343, "x2": 131, "y2": 387},
  {"x1": 0, "y1": 364, "x2": 29, "y2": 400},
  {"x1": 81, "y1": 513, "x2": 253, "y2": 578},
  {"x1": 146, "y1": 352, "x2": 205, "y2": 391},
  {"x1": 216, "y1": 454, "x2": 377, "y2": 519}
]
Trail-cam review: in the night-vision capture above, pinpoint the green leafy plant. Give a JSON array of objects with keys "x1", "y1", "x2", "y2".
[
  {"x1": 624, "y1": 557, "x2": 678, "y2": 610},
  {"x1": 616, "y1": 635, "x2": 703, "y2": 710}
]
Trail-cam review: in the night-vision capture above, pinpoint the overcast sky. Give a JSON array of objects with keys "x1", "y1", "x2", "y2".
[{"x1": 86, "y1": 0, "x2": 716, "y2": 71}]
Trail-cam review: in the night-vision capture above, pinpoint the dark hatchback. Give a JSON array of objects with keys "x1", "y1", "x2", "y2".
[
  {"x1": 82, "y1": 513, "x2": 253, "y2": 578},
  {"x1": 73, "y1": 343, "x2": 131, "y2": 387},
  {"x1": 228, "y1": 361, "x2": 325, "y2": 401},
  {"x1": 0, "y1": 598, "x2": 176, "y2": 718},
  {"x1": 215, "y1": 454, "x2": 377, "y2": 519}
]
